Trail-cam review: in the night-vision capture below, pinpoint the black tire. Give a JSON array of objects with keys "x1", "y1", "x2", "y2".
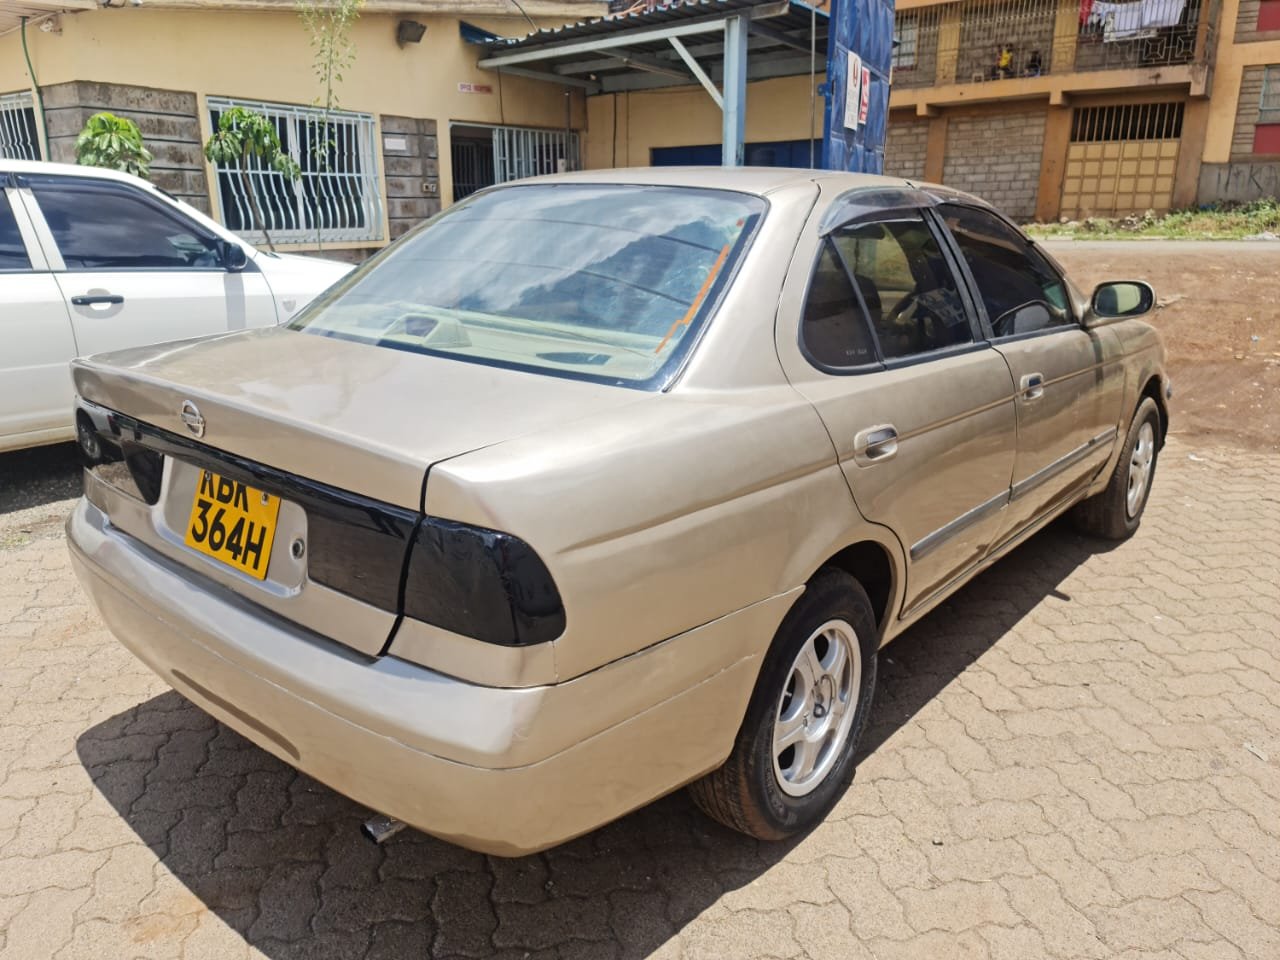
[
  {"x1": 688, "y1": 568, "x2": 878, "y2": 840},
  {"x1": 1071, "y1": 396, "x2": 1161, "y2": 540}
]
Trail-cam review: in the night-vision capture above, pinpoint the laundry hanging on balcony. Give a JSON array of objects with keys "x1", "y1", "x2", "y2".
[{"x1": 1082, "y1": 0, "x2": 1187, "y2": 40}]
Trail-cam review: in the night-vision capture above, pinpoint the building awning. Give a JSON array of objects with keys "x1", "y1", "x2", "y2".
[
  {"x1": 0, "y1": 1, "x2": 94, "y2": 39},
  {"x1": 477, "y1": 0, "x2": 829, "y2": 96},
  {"x1": 477, "y1": 0, "x2": 828, "y2": 168}
]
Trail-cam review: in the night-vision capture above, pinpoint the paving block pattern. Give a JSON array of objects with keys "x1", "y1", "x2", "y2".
[{"x1": 0, "y1": 437, "x2": 1277, "y2": 959}]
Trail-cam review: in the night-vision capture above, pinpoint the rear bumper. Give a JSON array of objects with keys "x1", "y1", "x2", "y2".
[{"x1": 68, "y1": 498, "x2": 789, "y2": 855}]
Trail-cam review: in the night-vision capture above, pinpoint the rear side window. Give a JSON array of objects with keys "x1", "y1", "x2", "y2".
[
  {"x1": 28, "y1": 176, "x2": 221, "y2": 271},
  {"x1": 941, "y1": 204, "x2": 1072, "y2": 337},
  {"x1": 802, "y1": 212, "x2": 972, "y2": 368},
  {"x1": 801, "y1": 245, "x2": 877, "y2": 367},
  {"x1": 0, "y1": 193, "x2": 30, "y2": 271}
]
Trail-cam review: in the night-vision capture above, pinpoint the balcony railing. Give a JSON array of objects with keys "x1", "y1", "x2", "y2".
[{"x1": 892, "y1": 0, "x2": 1215, "y2": 90}]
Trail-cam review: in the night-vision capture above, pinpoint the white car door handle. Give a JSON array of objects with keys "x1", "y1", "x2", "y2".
[
  {"x1": 1020, "y1": 373, "x2": 1045, "y2": 400},
  {"x1": 855, "y1": 424, "x2": 899, "y2": 462},
  {"x1": 71, "y1": 294, "x2": 125, "y2": 307}
]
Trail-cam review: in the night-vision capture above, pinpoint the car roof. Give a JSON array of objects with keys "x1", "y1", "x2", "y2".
[
  {"x1": 518, "y1": 165, "x2": 896, "y2": 195},
  {"x1": 506, "y1": 165, "x2": 993, "y2": 207},
  {"x1": 0, "y1": 158, "x2": 155, "y2": 190}
]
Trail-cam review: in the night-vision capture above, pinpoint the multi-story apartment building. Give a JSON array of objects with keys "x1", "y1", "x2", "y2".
[{"x1": 883, "y1": 0, "x2": 1280, "y2": 220}]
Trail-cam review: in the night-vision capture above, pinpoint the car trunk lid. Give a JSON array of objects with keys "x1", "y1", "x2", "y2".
[
  {"x1": 73, "y1": 326, "x2": 643, "y2": 657},
  {"x1": 73, "y1": 326, "x2": 642, "y2": 509}
]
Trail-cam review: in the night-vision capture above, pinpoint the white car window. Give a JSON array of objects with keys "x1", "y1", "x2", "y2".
[
  {"x1": 28, "y1": 176, "x2": 222, "y2": 272},
  {"x1": 0, "y1": 193, "x2": 31, "y2": 272}
]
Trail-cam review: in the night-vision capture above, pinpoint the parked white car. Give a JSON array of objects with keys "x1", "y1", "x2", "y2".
[{"x1": 1, "y1": 160, "x2": 352, "y2": 452}]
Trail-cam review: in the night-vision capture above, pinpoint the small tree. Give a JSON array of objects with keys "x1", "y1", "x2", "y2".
[
  {"x1": 75, "y1": 112, "x2": 153, "y2": 178},
  {"x1": 204, "y1": 107, "x2": 301, "y2": 252},
  {"x1": 297, "y1": 0, "x2": 363, "y2": 247}
]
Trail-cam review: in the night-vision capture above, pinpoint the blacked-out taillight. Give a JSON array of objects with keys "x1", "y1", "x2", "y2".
[{"x1": 402, "y1": 519, "x2": 565, "y2": 647}]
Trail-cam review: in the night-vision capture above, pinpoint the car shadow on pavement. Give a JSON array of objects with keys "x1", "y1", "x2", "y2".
[
  {"x1": 75, "y1": 518, "x2": 1111, "y2": 959},
  {"x1": 0, "y1": 442, "x2": 81, "y2": 514}
]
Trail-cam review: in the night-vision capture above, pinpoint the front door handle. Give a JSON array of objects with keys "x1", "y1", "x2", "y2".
[
  {"x1": 71, "y1": 294, "x2": 125, "y2": 307},
  {"x1": 1020, "y1": 372, "x2": 1045, "y2": 400},
  {"x1": 855, "y1": 424, "x2": 899, "y2": 463}
]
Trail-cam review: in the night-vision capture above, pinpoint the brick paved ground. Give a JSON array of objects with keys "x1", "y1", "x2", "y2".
[{"x1": 0, "y1": 435, "x2": 1277, "y2": 960}]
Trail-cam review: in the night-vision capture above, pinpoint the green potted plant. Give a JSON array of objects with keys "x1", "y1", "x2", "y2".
[{"x1": 74, "y1": 112, "x2": 153, "y2": 178}]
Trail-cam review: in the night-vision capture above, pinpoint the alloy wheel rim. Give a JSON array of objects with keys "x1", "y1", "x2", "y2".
[
  {"x1": 1126, "y1": 420, "x2": 1156, "y2": 518},
  {"x1": 772, "y1": 619, "x2": 861, "y2": 798}
]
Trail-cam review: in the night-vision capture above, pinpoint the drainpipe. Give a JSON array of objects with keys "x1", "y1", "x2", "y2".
[{"x1": 20, "y1": 18, "x2": 51, "y2": 160}]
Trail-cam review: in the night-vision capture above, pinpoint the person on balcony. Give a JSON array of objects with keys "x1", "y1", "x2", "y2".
[
  {"x1": 992, "y1": 43, "x2": 1015, "y2": 79},
  {"x1": 1025, "y1": 49, "x2": 1044, "y2": 76}
]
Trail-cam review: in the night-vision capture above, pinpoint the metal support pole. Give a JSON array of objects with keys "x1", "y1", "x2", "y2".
[{"x1": 722, "y1": 14, "x2": 748, "y2": 167}]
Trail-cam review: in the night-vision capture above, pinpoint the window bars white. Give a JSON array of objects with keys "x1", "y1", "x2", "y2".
[
  {"x1": 206, "y1": 96, "x2": 383, "y2": 244},
  {"x1": 492, "y1": 126, "x2": 580, "y2": 186},
  {"x1": 1261, "y1": 66, "x2": 1280, "y2": 125},
  {"x1": 0, "y1": 91, "x2": 41, "y2": 161}
]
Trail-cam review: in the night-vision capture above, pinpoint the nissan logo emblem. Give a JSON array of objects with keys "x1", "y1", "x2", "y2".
[{"x1": 180, "y1": 400, "x2": 206, "y2": 438}]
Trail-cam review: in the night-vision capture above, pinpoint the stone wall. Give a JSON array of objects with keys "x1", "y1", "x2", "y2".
[
  {"x1": 1231, "y1": 65, "x2": 1268, "y2": 158},
  {"x1": 40, "y1": 82, "x2": 209, "y2": 213},
  {"x1": 942, "y1": 110, "x2": 1047, "y2": 219},
  {"x1": 379, "y1": 115, "x2": 440, "y2": 241},
  {"x1": 1198, "y1": 161, "x2": 1280, "y2": 202},
  {"x1": 884, "y1": 116, "x2": 930, "y2": 180}
]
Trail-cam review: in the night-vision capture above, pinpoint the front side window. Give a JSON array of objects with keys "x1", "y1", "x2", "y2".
[
  {"x1": 829, "y1": 214, "x2": 973, "y2": 361},
  {"x1": 207, "y1": 97, "x2": 382, "y2": 244},
  {"x1": 0, "y1": 193, "x2": 31, "y2": 270},
  {"x1": 290, "y1": 183, "x2": 764, "y2": 387},
  {"x1": 941, "y1": 204, "x2": 1072, "y2": 337},
  {"x1": 29, "y1": 177, "x2": 221, "y2": 271}
]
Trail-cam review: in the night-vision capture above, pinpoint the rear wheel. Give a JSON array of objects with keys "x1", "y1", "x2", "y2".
[
  {"x1": 688, "y1": 569, "x2": 878, "y2": 840},
  {"x1": 1071, "y1": 396, "x2": 1161, "y2": 540}
]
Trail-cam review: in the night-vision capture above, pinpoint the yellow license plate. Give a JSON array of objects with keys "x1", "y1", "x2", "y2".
[{"x1": 184, "y1": 470, "x2": 281, "y2": 580}]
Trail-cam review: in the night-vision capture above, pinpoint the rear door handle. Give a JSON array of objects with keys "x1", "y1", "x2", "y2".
[
  {"x1": 71, "y1": 294, "x2": 125, "y2": 307},
  {"x1": 855, "y1": 424, "x2": 899, "y2": 463},
  {"x1": 1020, "y1": 372, "x2": 1045, "y2": 400}
]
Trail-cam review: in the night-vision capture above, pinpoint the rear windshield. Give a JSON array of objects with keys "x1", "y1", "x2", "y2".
[{"x1": 289, "y1": 183, "x2": 765, "y2": 387}]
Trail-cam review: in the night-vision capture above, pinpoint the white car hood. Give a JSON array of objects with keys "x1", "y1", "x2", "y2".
[{"x1": 253, "y1": 251, "x2": 354, "y2": 322}]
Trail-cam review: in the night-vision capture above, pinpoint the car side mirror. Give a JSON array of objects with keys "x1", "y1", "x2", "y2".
[
  {"x1": 219, "y1": 240, "x2": 249, "y2": 272},
  {"x1": 1088, "y1": 281, "x2": 1154, "y2": 323}
]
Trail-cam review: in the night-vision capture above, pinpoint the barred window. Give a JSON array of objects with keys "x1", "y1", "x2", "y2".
[
  {"x1": 0, "y1": 91, "x2": 41, "y2": 161},
  {"x1": 206, "y1": 97, "x2": 383, "y2": 244},
  {"x1": 893, "y1": 17, "x2": 919, "y2": 69},
  {"x1": 1261, "y1": 66, "x2": 1280, "y2": 124}
]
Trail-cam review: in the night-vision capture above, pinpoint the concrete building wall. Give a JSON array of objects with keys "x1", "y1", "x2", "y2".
[
  {"x1": 1234, "y1": 0, "x2": 1280, "y2": 41},
  {"x1": 0, "y1": 6, "x2": 583, "y2": 252},
  {"x1": 942, "y1": 110, "x2": 1047, "y2": 218},
  {"x1": 883, "y1": 115, "x2": 929, "y2": 179},
  {"x1": 582, "y1": 74, "x2": 822, "y2": 170}
]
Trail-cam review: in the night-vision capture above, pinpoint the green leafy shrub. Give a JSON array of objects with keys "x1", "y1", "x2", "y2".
[{"x1": 75, "y1": 112, "x2": 153, "y2": 178}]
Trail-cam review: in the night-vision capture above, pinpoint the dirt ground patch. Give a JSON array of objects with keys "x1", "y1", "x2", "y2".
[{"x1": 1046, "y1": 239, "x2": 1280, "y2": 452}]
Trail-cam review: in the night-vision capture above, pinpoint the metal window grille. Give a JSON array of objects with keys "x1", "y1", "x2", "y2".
[
  {"x1": 1070, "y1": 102, "x2": 1185, "y2": 141},
  {"x1": 492, "y1": 126, "x2": 580, "y2": 185},
  {"x1": 893, "y1": 17, "x2": 919, "y2": 69},
  {"x1": 0, "y1": 91, "x2": 41, "y2": 161},
  {"x1": 206, "y1": 97, "x2": 383, "y2": 244},
  {"x1": 1262, "y1": 66, "x2": 1280, "y2": 124}
]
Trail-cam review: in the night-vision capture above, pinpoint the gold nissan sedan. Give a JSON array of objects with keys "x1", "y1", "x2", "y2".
[{"x1": 67, "y1": 169, "x2": 1168, "y2": 855}]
